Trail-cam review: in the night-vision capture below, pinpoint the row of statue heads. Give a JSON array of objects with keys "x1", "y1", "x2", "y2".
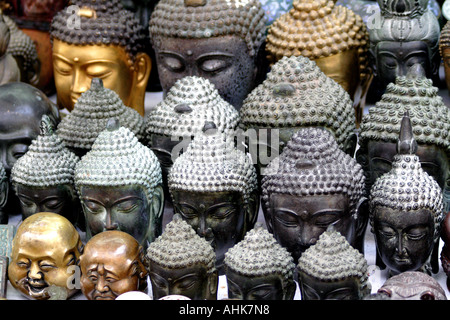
[{"x1": 0, "y1": 0, "x2": 448, "y2": 301}]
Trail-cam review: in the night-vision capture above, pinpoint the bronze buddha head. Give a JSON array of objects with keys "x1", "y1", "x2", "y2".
[
  {"x1": 50, "y1": 0, "x2": 151, "y2": 115},
  {"x1": 80, "y1": 230, "x2": 148, "y2": 300},
  {"x1": 261, "y1": 127, "x2": 367, "y2": 262},
  {"x1": 224, "y1": 224, "x2": 296, "y2": 300},
  {"x1": 148, "y1": 0, "x2": 267, "y2": 110},
  {"x1": 146, "y1": 214, "x2": 218, "y2": 300},
  {"x1": 75, "y1": 118, "x2": 164, "y2": 248},
  {"x1": 439, "y1": 21, "x2": 450, "y2": 94}
]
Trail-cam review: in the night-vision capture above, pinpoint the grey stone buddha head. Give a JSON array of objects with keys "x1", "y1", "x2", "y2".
[
  {"x1": 75, "y1": 119, "x2": 164, "y2": 247},
  {"x1": 224, "y1": 223, "x2": 296, "y2": 300},
  {"x1": 11, "y1": 115, "x2": 80, "y2": 226},
  {"x1": 261, "y1": 127, "x2": 367, "y2": 262},
  {"x1": 297, "y1": 226, "x2": 370, "y2": 300},
  {"x1": 146, "y1": 214, "x2": 218, "y2": 300}
]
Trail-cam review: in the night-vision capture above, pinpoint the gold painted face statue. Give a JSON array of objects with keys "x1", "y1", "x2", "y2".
[
  {"x1": 440, "y1": 21, "x2": 450, "y2": 94},
  {"x1": 50, "y1": 0, "x2": 151, "y2": 116}
]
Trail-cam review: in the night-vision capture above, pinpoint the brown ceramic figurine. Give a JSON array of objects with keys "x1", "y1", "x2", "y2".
[{"x1": 148, "y1": 0, "x2": 267, "y2": 110}]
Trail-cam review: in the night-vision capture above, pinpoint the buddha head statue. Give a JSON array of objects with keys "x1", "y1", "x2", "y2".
[
  {"x1": 261, "y1": 127, "x2": 367, "y2": 262},
  {"x1": 440, "y1": 210, "x2": 450, "y2": 291},
  {"x1": 8, "y1": 212, "x2": 83, "y2": 300},
  {"x1": 439, "y1": 21, "x2": 450, "y2": 93},
  {"x1": 50, "y1": 0, "x2": 151, "y2": 115},
  {"x1": 148, "y1": 0, "x2": 267, "y2": 110},
  {"x1": 240, "y1": 55, "x2": 357, "y2": 176},
  {"x1": 368, "y1": 0, "x2": 440, "y2": 93},
  {"x1": 146, "y1": 214, "x2": 218, "y2": 300},
  {"x1": 168, "y1": 131, "x2": 258, "y2": 273},
  {"x1": 377, "y1": 271, "x2": 447, "y2": 300},
  {"x1": 224, "y1": 223, "x2": 296, "y2": 300},
  {"x1": 11, "y1": 115, "x2": 80, "y2": 225},
  {"x1": 0, "y1": 161, "x2": 8, "y2": 222},
  {"x1": 265, "y1": 0, "x2": 371, "y2": 124},
  {"x1": 80, "y1": 230, "x2": 148, "y2": 300},
  {"x1": 56, "y1": 78, "x2": 145, "y2": 158},
  {"x1": 369, "y1": 111, "x2": 445, "y2": 276},
  {"x1": 297, "y1": 226, "x2": 370, "y2": 300},
  {"x1": 0, "y1": 13, "x2": 21, "y2": 85},
  {"x1": 74, "y1": 118, "x2": 164, "y2": 248},
  {"x1": 357, "y1": 64, "x2": 450, "y2": 214}
]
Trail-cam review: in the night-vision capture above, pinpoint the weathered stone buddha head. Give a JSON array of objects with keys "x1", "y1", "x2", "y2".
[
  {"x1": 240, "y1": 55, "x2": 357, "y2": 176},
  {"x1": 377, "y1": 271, "x2": 447, "y2": 300},
  {"x1": 50, "y1": 0, "x2": 151, "y2": 115},
  {"x1": 8, "y1": 212, "x2": 83, "y2": 300},
  {"x1": 369, "y1": 0, "x2": 440, "y2": 92},
  {"x1": 266, "y1": 0, "x2": 371, "y2": 124},
  {"x1": 357, "y1": 64, "x2": 450, "y2": 214},
  {"x1": 11, "y1": 115, "x2": 80, "y2": 225},
  {"x1": 0, "y1": 13, "x2": 21, "y2": 85},
  {"x1": 80, "y1": 230, "x2": 148, "y2": 300},
  {"x1": 439, "y1": 21, "x2": 450, "y2": 94},
  {"x1": 146, "y1": 214, "x2": 218, "y2": 300},
  {"x1": 369, "y1": 112, "x2": 445, "y2": 276},
  {"x1": 57, "y1": 78, "x2": 144, "y2": 158},
  {"x1": 168, "y1": 131, "x2": 258, "y2": 273},
  {"x1": 261, "y1": 127, "x2": 367, "y2": 262},
  {"x1": 224, "y1": 224, "x2": 296, "y2": 300},
  {"x1": 75, "y1": 119, "x2": 164, "y2": 248},
  {"x1": 297, "y1": 227, "x2": 370, "y2": 300},
  {"x1": 148, "y1": 0, "x2": 267, "y2": 110}
]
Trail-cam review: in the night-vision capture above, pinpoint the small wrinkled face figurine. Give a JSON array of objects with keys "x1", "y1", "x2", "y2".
[
  {"x1": 11, "y1": 115, "x2": 80, "y2": 225},
  {"x1": 148, "y1": 0, "x2": 267, "y2": 110},
  {"x1": 297, "y1": 227, "x2": 370, "y2": 300},
  {"x1": 50, "y1": 0, "x2": 151, "y2": 115},
  {"x1": 377, "y1": 271, "x2": 447, "y2": 300},
  {"x1": 265, "y1": 0, "x2": 372, "y2": 124},
  {"x1": 8, "y1": 212, "x2": 83, "y2": 300},
  {"x1": 369, "y1": 0, "x2": 440, "y2": 93},
  {"x1": 369, "y1": 112, "x2": 445, "y2": 275},
  {"x1": 261, "y1": 127, "x2": 367, "y2": 262},
  {"x1": 75, "y1": 119, "x2": 164, "y2": 248},
  {"x1": 146, "y1": 214, "x2": 218, "y2": 300},
  {"x1": 168, "y1": 132, "x2": 259, "y2": 273},
  {"x1": 240, "y1": 55, "x2": 357, "y2": 176},
  {"x1": 224, "y1": 224, "x2": 296, "y2": 300},
  {"x1": 80, "y1": 230, "x2": 148, "y2": 300}
]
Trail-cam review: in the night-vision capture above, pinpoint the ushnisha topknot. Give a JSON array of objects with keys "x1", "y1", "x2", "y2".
[
  {"x1": 57, "y1": 78, "x2": 144, "y2": 151},
  {"x1": 239, "y1": 55, "x2": 355, "y2": 149},
  {"x1": 50, "y1": 0, "x2": 145, "y2": 61},
  {"x1": 440, "y1": 21, "x2": 450, "y2": 57},
  {"x1": 149, "y1": 0, "x2": 267, "y2": 57},
  {"x1": 168, "y1": 130, "x2": 257, "y2": 203},
  {"x1": 146, "y1": 214, "x2": 216, "y2": 273},
  {"x1": 262, "y1": 127, "x2": 365, "y2": 217},
  {"x1": 145, "y1": 76, "x2": 240, "y2": 139},
  {"x1": 74, "y1": 118, "x2": 162, "y2": 201},
  {"x1": 297, "y1": 226, "x2": 369, "y2": 290},
  {"x1": 11, "y1": 115, "x2": 79, "y2": 188},
  {"x1": 224, "y1": 223, "x2": 295, "y2": 284}
]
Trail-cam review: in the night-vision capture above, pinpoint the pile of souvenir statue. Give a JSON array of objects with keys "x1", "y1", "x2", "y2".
[{"x1": 1, "y1": 0, "x2": 450, "y2": 301}]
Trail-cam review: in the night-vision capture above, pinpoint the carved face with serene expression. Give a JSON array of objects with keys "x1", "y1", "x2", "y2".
[{"x1": 298, "y1": 272, "x2": 361, "y2": 300}]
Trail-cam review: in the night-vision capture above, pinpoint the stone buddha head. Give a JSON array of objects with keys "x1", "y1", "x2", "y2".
[
  {"x1": 80, "y1": 230, "x2": 148, "y2": 300},
  {"x1": 74, "y1": 118, "x2": 164, "y2": 248},
  {"x1": 50, "y1": 0, "x2": 151, "y2": 115},
  {"x1": 369, "y1": 112, "x2": 445, "y2": 276},
  {"x1": 261, "y1": 127, "x2": 367, "y2": 262},
  {"x1": 168, "y1": 131, "x2": 258, "y2": 273},
  {"x1": 148, "y1": 0, "x2": 267, "y2": 110},
  {"x1": 265, "y1": 0, "x2": 371, "y2": 124},
  {"x1": 146, "y1": 214, "x2": 218, "y2": 300},
  {"x1": 439, "y1": 21, "x2": 450, "y2": 94},
  {"x1": 297, "y1": 227, "x2": 370, "y2": 300},
  {"x1": 357, "y1": 64, "x2": 450, "y2": 214},
  {"x1": 224, "y1": 224, "x2": 296, "y2": 300},
  {"x1": 377, "y1": 271, "x2": 447, "y2": 300},
  {"x1": 11, "y1": 115, "x2": 80, "y2": 226},
  {"x1": 56, "y1": 78, "x2": 144, "y2": 158},
  {"x1": 8, "y1": 212, "x2": 83, "y2": 300},
  {"x1": 368, "y1": 0, "x2": 440, "y2": 93},
  {"x1": 0, "y1": 13, "x2": 21, "y2": 85},
  {"x1": 240, "y1": 55, "x2": 357, "y2": 176}
]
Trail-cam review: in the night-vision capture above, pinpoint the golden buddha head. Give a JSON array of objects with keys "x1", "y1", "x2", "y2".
[
  {"x1": 439, "y1": 21, "x2": 450, "y2": 93},
  {"x1": 50, "y1": 0, "x2": 151, "y2": 115}
]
